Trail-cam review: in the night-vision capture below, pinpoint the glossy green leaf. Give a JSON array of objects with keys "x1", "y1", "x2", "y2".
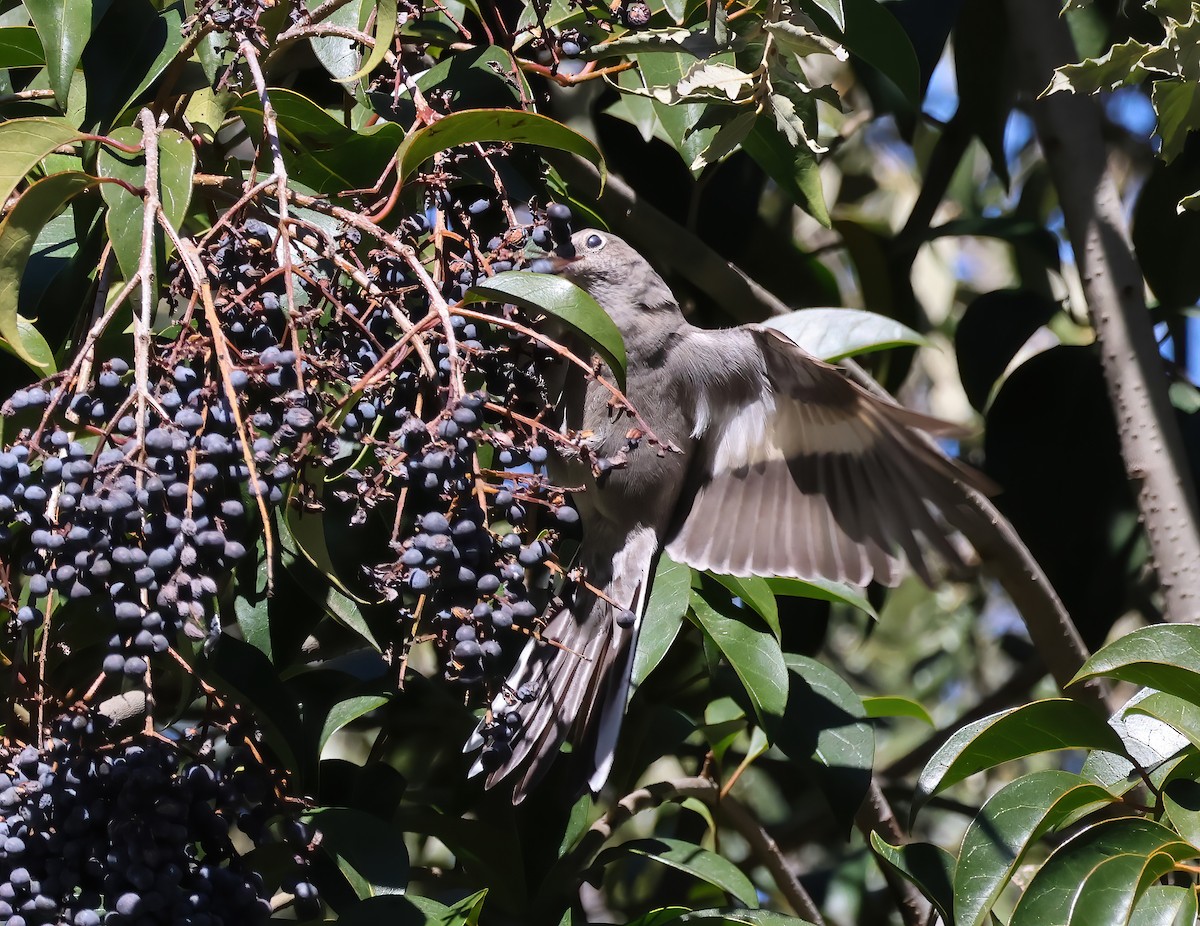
[
  {"x1": 1157, "y1": 752, "x2": 1200, "y2": 848},
  {"x1": 597, "y1": 837, "x2": 758, "y2": 908},
  {"x1": 797, "y1": 0, "x2": 845, "y2": 31},
  {"x1": 79, "y1": 0, "x2": 183, "y2": 131},
  {"x1": 740, "y1": 119, "x2": 830, "y2": 227},
  {"x1": 710, "y1": 573, "x2": 780, "y2": 639},
  {"x1": 676, "y1": 913, "x2": 818, "y2": 925},
  {"x1": 870, "y1": 832, "x2": 955, "y2": 924},
  {"x1": 1128, "y1": 690, "x2": 1200, "y2": 751},
  {"x1": 1010, "y1": 817, "x2": 1196, "y2": 926},
  {"x1": 1072, "y1": 624, "x2": 1200, "y2": 706},
  {"x1": 396, "y1": 109, "x2": 605, "y2": 190},
  {"x1": 203, "y1": 635, "x2": 304, "y2": 774},
  {"x1": 862, "y1": 696, "x2": 933, "y2": 725},
  {"x1": 463, "y1": 271, "x2": 626, "y2": 388},
  {"x1": 763, "y1": 576, "x2": 877, "y2": 620},
  {"x1": 772, "y1": 655, "x2": 872, "y2": 830},
  {"x1": 307, "y1": 0, "x2": 368, "y2": 82},
  {"x1": 1153, "y1": 79, "x2": 1200, "y2": 163},
  {"x1": 343, "y1": 0, "x2": 398, "y2": 82},
  {"x1": 26, "y1": 0, "x2": 109, "y2": 105},
  {"x1": 689, "y1": 587, "x2": 788, "y2": 722},
  {"x1": 625, "y1": 909, "x2": 689, "y2": 926},
  {"x1": 0, "y1": 118, "x2": 87, "y2": 210},
  {"x1": 0, "y1": 316, "x2": 56, "y2": 374},
  {"x1": 837, "y1": 0, "x2": 921, "y2": 106},
  {"x1": 914, "y1": 699, "x2": 1127, "y2": 815},
  {"x1": 319, "y1": 694, "x2": 390, "y2": 756},
  {"x1": 633, "y1": 554, "x2": 692, "y2": 688},
  {"x1": 954, "y1": 769, "x2": 1117, "y2": 926},
  {"x1": 0, "y1": 27, "x2": 46, "y2": 68},
  {"x1": 0, "y1": 170, "x2": 96, "y2": 369},
  {"x1": 98, "y1": 126, "x2": 195, "y2": 283},
  {"x1": 1080, "y1": 688, "x2": 1192, "y2": 794},
  {"x1": 336, "y1": 895, "x2": 451, "y2": 926},
  {"x1": 1128, "y1": 884, "x2": 1198, "y2": 926},
  {"x1": 234, "y1": 89, "x2": 404, "y2": 194},
  {"x1": 308, "y1": 806, "x2": 410, "y2": 898},
  {"x1": 638, "y1": 52, "x2": 730, "y2": 176},
  {"x1": 761, "y1": 308, "x2": 926, "y2": 362}
]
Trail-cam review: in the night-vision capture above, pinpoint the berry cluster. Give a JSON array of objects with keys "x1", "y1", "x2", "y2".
[{"x1": 0, "y1": 715, "x2": 316, "y2": 926}]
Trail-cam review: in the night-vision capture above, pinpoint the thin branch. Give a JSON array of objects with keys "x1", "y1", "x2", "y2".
[{"x1": 133, "y1": 109, "x2": 163, "y2": 486}]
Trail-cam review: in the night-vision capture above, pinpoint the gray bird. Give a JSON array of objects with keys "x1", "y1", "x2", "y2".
[{"x1": 467, "y1": 228, "x2": 991, "y2": 802}]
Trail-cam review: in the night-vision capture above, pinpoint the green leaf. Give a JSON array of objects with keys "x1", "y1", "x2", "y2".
[
  {"x1": 761, "y1": 308, "x2": 926, "y2": 362},
  {"x1": 203, "y1": 635, "x2": 304, "y2": 774},
  {"x1": 690, "y1": 109, "x2": 756, "y2": 172},
  {"x1": 343, "y1": 0, "x2": 399, "y2": 83},
  {"x1": 1044, "y1": 38, "x2": 1155, "y2": 97},
  {"x1": 98, "y1": 126, "x2": 195, "y2": 283},
  {"x1": 954, "y1": 0, "x2": 1013, "y2": 185},
  {"x1": 277, "y1": 511, "x2": 383, "y2": 651},
  {"x1": 954, "y1": 769, "x2": 1118, "y2": 926},
  {"x1": 0, "y1": 117, "x2": 87, "y2": 212},
  {"x1": 710, "y1": 574, "x2": 780, "y2": 639},
  {"x1": 1163, "y1": 756, "x2": 1200, "y2": 847},
  {"x1": 597, "y1": 837, "x2": 759, "y2": 908},
  {"x1": 26, "y1": 0, "x2": 110, "y2": 106},
  {"x1": 307, "y1": 0, "x2": 368, "y2": 82},
  {"x1": 1153, "y1": 79, "x2": 1200, "y2": 163},
  {"x1": 913, "y1": 699, "x2": 1127, "y2": 815},
  {"x1": 772, "y1": 655, "x2": 872, "y2": 830},
  {"x1": 862, "y1": 696, "x2": 933, "y2": 725},
  {"x1": 633, "y1": 554, "x2": 692, "y2": 688},
  {"x1": 463, "y1": 271, "x2": 626, "y2": 389},
  {"x1": 234, "y1": 89, "x2": 404, "y2": 194},
  {"x1": 319, "y1": 694, "x2": 390, "y2": 756},
  {"x1": 740, "y1": 119, "x2": 829, "y2": 227},
  {"x1": 0, "y1": 171, "x2": 97, "y2": 369},
  {"x1": 1072, "y1": 625, "x2": 1200, "y2": 706},
  {"x1": 797, "y1": 0, "x2": 845, "y2": 31},
  {"x1": 79, "y1": 1, "x2": 184, "y2": 131},
  {"x1": 1128, "y1": 690, "x2": 1200, "y2": 751},
  {"x1": 1128, "y1": 885, "x2": 1198, "y2": 926},
  {"x1": 308, "y1": 806, "x2": 410, "y2": 898},
  {"x1": 396, "y1": 109, "x2": 606, "y2": 191},
  {"x1": 0, "y1": 27, "x2": 46, "y2": 68},
  {"x1": 674, "y1": 913, "x2": 817, "y2": 925},
  {"x1": 837, "y1": 0, "x2": 921, "y2": 106},
  {"x1": 625, "y1": 909, "x2": 690, "y2": 926},
  {"x1": 0, "y1": 315, "x2": 57, "y2": 374},
  {"x1": 639, "y1": 52, "x2": 730, "y2": 175},
  {"x1": 336, "y1": 895, "x2": 451, "y2": 926},
  {"x1": 1080, "y1": 688, "x2": 1192, "y2": 794},
  {"x1": 869, "y1": 833, "x2": 954, "y2": 924},
  {"x1": 1010, "y1": 817, "x2": 1196, "y2": 926},
  {"x1": 762, "y1": 576, "x2": 877, "y2": 620},
  {"x1": 689, "y1": 586, "x2": 789, "y2": 722}
]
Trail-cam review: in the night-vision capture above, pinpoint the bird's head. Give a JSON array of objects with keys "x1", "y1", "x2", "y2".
[{"x1": 541, "y1": 229, "x2": 678, "y2": 325}]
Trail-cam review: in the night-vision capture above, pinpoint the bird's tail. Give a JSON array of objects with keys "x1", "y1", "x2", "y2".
[{"x1": 466, "y1": 526, "x2": 658, "y2": 803}]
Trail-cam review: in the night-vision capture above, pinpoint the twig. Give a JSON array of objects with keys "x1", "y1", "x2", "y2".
[
  {"x1": 133, "y1": 109, "x2": 164, "y2": 487},
  {"x1": 856, "y1": 779, "x2": 929, "y2": 926},
  {"x1": 165, "y1": 227, "x2": 277, "y2": 590}
]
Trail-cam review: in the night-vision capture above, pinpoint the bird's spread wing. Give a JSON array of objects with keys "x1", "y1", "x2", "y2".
[{"x1": 665, "y1": 326, "x2": 994, "y2": 586}]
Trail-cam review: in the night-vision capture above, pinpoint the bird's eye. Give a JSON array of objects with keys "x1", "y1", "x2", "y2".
[{"x1": 585, "y1": 234, "x2": 604, "y2": 249}]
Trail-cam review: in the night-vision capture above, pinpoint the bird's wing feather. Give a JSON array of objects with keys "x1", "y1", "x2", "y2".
[{"x1": 666, "y1": 326, "x2": 992, "y2": 587}]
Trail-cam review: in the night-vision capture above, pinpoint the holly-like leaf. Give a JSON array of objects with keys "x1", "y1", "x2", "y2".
[{"x1": 1044, "y1": 38, "x2": 1157, "y2": 96}]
